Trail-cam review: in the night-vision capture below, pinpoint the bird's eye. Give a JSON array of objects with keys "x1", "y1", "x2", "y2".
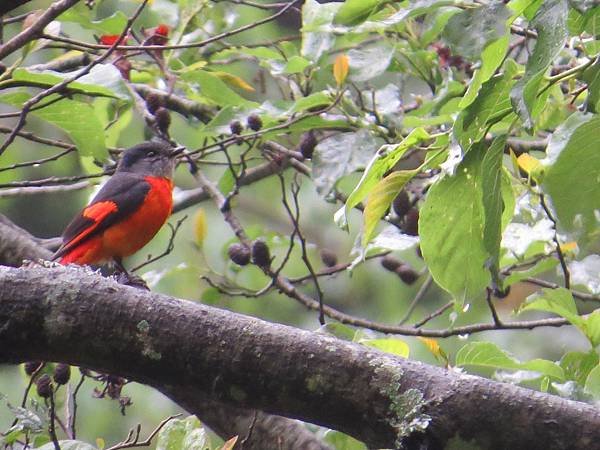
[{"x1": 147, "y1": 151, "x2": 157, "y2": 157}]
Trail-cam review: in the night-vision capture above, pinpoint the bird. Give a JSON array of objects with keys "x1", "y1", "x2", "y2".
[{"x1": 52, "y1": 140, "x2": 180, "y2": 273}]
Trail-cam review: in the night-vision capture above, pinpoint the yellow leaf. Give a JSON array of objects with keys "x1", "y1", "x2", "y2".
[
  {"x1": 560, "y1": 241, "x2": 578, "y2": 254},
  {"x1": 361, "y1": 338, "x2": 409, "y2": 358},
  {"x1": 363, "y1": 170, "x2": 418, "y2": 246},
  {"x1": 517, "y1": 153, "x2": 544, "y2": 180},
  {"x1": 220, "y1": 436, "x2": 238, "y2": 450},
  {"x1": 178, "y1": 60, "x2": 207, "y2": 73},
  {"x1": 418, "y1": 337, "x2": 448, "y2": 365},
  {"x1": 96, "y1": 438, "x2": 105, "y2": 450},
  {"x1": 333, "y1": 54, "x2": 349, "y2": 86},
  {"x1": 213, "y1": 71, "x2": 255, "y2": 92},
  {"x1": 194, "y1": 208, "x2": 207, "y2": 247}
]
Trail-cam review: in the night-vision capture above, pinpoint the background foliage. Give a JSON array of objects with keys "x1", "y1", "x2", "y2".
[{"x1": 1, "y1": 0, "x2": 600, "y2": 448}]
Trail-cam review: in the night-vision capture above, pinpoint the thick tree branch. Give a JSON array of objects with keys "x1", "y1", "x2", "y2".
[
  {"x1": 0, "y1": 0, "x2": 80, "y2": 60},
  {"x1": 0, "y1": 265, "x2": 599, "y2": 449}
]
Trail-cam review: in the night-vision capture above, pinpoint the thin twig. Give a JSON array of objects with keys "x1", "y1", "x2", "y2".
[
  {"x1": 398, "y1": 275, "x2": 433, "y2": 325},
  {"x1": 131, "y1": 216, "x2": 187, "y2": 272},
  {"x1": 48, "y1": 392, "x2": 61, "y2": 450},
  {"x1": 485, "y1": 288, "x2": 502, "y2": 326},
  {"x1": 105, "y1": 414, "x2": 181, "y2": 450},
  {"x1": 413, "y1": 302, "x2": 454, "y2": 329},
  {"x1": 539, "y1": 193, "x2": 570, "y2": 289}
]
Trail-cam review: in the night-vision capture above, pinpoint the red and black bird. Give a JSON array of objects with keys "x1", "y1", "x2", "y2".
[{"x1": 52, "y1": 141, "x2": 179, "y2": 269}]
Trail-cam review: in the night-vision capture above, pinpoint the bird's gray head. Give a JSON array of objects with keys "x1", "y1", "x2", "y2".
[{"x1": 116, "y1": 141, "x2": 179, "y2": 179}]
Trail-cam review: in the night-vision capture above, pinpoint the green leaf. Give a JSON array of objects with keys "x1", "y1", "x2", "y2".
[
  {"x1": 360, "y1": 338, "x2": 410, "y2": 358},
  {"x1": 334, "y1": 128, "x2": 430, "y2": 227},
  {"x1": 456, "y1": 341, "x2": 565, "y2": 381},
  {"x1": 323, "y1": 430, "x2": 367, "y2": 450},
  {"x1": 585, "y1": 364, "x2": 600, "y2": 398},
  {"x1": 10, "y1": 66, "x2": 126, "y2": 98},
  {"x1": 454, "y1": 61, "x2": 518, "y2": 149},
  {"x1": 312, "y1": 129, "x2": 379, "y2": 195},
  {"x1": 584, "y1": 310, "x2": 600, "y2": 348},
  {"x1": 37, "y1": 441, "x2": 97, "y2": 450},
  {"x1": 291, "y1": 91, "x2": 331, "y2": 112},
  {"x1": 510, "y1": 0, "x2": 568, "y2": 130},
  {"x1": 362, "y1": 170, "x2": 418, "y2": 246},
  {"x1": 183, "y1": 71, "x2": 258, "y2": 108},
  {"x1": 60, "y1": 7, "x2": 128, "y2": 34},
  {"x1": 283, "y1": 55, "x2": 311, "y2": 74},
  {"x1": 459, "y1": 35, "x2": 510, "y2": 108},
  {"x1": 318, "y1": 322, "x2": 357, "y2": 341},
  {"x1": 542, "y1": 112, "x2": 600, "y2": 235},
  {"x1": 0, "y1": 92, "x2": 107, "y2": 160},
  {"x1": 481, "y1": 136, "x2": 507, "y2": 276},
  {"x1": 442, "y1": 3, "x2": 509, "y2": 60},
  {"x1": 156, "y1": 417, "x2": 207, "y2": 450},
  {"x1": 560, "y1": 350, "x2": 599, "y2": 385},
  {"x1": 334, "y1": 0, "x2": 384, "y2": 25},
  {"x1": 419, "y1": 146, "x2": 490, "y2": 302},
  {"x1": 521, "y1": 288, "x2": 584, "y2": 327}
]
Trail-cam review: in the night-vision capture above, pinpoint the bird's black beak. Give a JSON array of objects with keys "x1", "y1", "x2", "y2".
[{"x1": 170, "y1": 146, "x2": 186, "y2": 158}]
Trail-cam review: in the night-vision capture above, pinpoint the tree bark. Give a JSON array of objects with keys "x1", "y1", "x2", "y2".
[{"x1": 1, "y1": 265, "x2": 599, "y2": 450}]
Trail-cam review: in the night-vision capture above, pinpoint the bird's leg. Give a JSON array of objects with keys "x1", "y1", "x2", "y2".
[{"x1": 113, "y1": 257, "x2": 149, "y2": 290}]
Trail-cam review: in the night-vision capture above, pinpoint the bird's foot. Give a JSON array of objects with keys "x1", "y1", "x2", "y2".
[{"x1": 115, "y1": 271, "x2": 150, "y2": 290}]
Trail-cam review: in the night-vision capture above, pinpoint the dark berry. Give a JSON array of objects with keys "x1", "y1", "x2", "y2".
[
  {"x1": 53, "y1": 363, "x2": 71, "y2": 385},
  {"x1": 229, "y1": 120, "x2": 243, "y2": 135},
  {"x1": 392, "y1": 190, "x2": 411, "y2": 218},
  {"x1": 36, "y1": 374, "x2": 53, "y2": 398},
  {"x1": 403, "y1": 208, "x2": 419, "y2": 236},
  {"x1": 154, "y1": 107, "x2": 171, "y2": 134},
  {"x1": 299, "y1": 132, "x2": 317, "y2": 159},
  {"x1": 145, "y1": 92, "x2": 162, "y2": 114},
  {"x1": 0, "y1": 63, "x2": 6, "y2": 75},
  {"x1": 395, "y1": 264, "x2": 419, "y2": 285},
  {"x1": 320, "y1": 249, "x2": 338, "y2": 267},
  {"x1": 381, "y1": 255, "x2": 402, "y2": 272},
  {"x1": 24, "y1": 361, "x2": 42, "y2": 376},
  {"x1": 251, "y1": 240, "x2": 271, "y2": 267},
  {"x1": 228, "y1": 243, "x2": 251, "y2": 266},
  {"x1": 246, "y1": 114, "x2": 263, "y2": 131},
  {"x1": 493, "y1": 286, "x2": 511, "y2": 299}
]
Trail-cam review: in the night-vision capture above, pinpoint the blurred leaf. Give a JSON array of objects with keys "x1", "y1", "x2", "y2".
[
  {"x1": 318, "y1": 322, "x2": 356, "y2": 341},
  {"x1": 347, "y1": 42, "x2": 394, "y2": 82},
  {"x1": 560, "y1": 350, "x2": 599, "y2": 385},
  {"x1": 459, "y1": 35, "x2": 510, "y2": 109},
  {"x1": 419, "y1": 146, "x2": 490, "y2": 302},
  {"x1": 323, "y1": 430, "x2": 367, "y2": 450},
  {"x1": 570, "y1": 255, "x2": 600, "y2": 294},
  {"x1": 301, "y1": 0, "x2": 342, "y2": 61},
  {"x1": 156, "y1": 416, "x2": 206, "y2": 450},
  {"x1": 443, "y1": 3, "x2": 509, "y2": 60},
  {"x1": 194, "y1": 208, "x2": 207, "y2": 247},
  {"x1": 454, "y1": 60, "x2": 518, "y2": 149},
  {"x1": 363, "y1": 170, "x2": 418, "y2": 245},
  {"x1": 291, "y1": 91, "x2": 331, "y2": 112},
  {"x1": 183, "y1": 71, "x2": 258, "y2": 107},
  {"x1": 418, "y1": 337, "x2": 449, "y2": 365},
  {"x1": 501, "y1": 219, "x2": 555, "y2": 257},
  {"x1": 335, "y1": 128, "x2": 430, "y2": 228},
  {"x1": 334, "y1": 0, "x2": 384, "y2": 25},
  {"x1": 360, "y1": 338, "x2": 410, "y2": 357},
  {"x1": 517, "y1": 153, "x2": 544, "y2": 181},
  {"x1": 521, "y1": 288, "x2": 586, "y2": 332},
  {"x1": 0, "y1": 91, "x2": 107, "y2": 160},
  {"x1": 37, "y1": 441, "x2": 97, "y2": 450},
  {"x1": 456, "y1": 341, "x2": 565, "y2": 381},
  {"x1": 10, "y1": 66, "x2": 126, "y2": 99},
  {"x1": 282, "y1": 56, "x2": 311, "y2": 74},
  {"x1": 584, "y1": 364, "x2": 600, "y2": 398},
  {"x1": 312, "y1": 129, "x2": 379, "y2": 195},
  {"x1": 213, "y1": 71, "x2": 255, "y2": 92},
  {"x1": 510, "y1": 0, "x2": 568, "y2": 130},
  {"x1": 60, "y1": 8, "x2": 127, "y2": 34},
  {"x1": 333, "y1": 54, "x2": 350, "y2": 86},
  {"x1": 542, "y1": 112, "x2": 600, "y2": 234},
  {"x1": 481, "y1": 136, "x2": 507, "y2": 281},
  {"x1": 503, "y1": 258, "x2": 559, "y2": 286},
  {"x1": 219, "y1": 436, "x2": 238, "y2": 450}
]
